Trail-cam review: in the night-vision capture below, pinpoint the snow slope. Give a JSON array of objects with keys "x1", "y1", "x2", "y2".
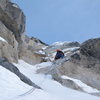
[
  {"x1": 13, "y1": 60, "x2": 100, "y2": 100},
  {"x1": 0, "y1": 65, "x2": 32, "y2": 100},
  {"x1": 0, "y1": 60, "x2": 100, "y2": 100}
]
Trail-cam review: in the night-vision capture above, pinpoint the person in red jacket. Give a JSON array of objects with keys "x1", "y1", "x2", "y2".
[{"x1": 54, "y1": 49, "x2": 64, "y2": 60}]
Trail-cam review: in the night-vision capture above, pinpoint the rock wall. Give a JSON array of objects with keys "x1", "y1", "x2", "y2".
[
  {"x1": 59, "y1": 59, "x2": 100, "y2": 89},
  {"x1": 0, "y1": 21, "x2": 18, "y2": 63},
  {"x1": 0, "y1": 0, "x2": 46, "y2": 64},
  {"x1": 0, "y1": 0, "x2": 24, "y2": 63},
  {"x1": 80, "y1": 38, "x2": 100, "y2": 59},
  {"x1": 0, "y1": 0, "x2": 25, "y2": 42},
  {"x1": 51, "y1": 38, "x2": 100, "y2": 89},
  {"x1": 37, "y1": 38, "x2": 100, "y2": 90}
]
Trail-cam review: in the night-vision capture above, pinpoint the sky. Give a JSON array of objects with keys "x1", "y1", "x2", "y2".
[{"x1": 12, "y1": 0, "x2": 100, "y2": 44}]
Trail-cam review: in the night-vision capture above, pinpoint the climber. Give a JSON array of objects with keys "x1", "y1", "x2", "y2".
[{"x1": 54, "y1": 49, "x2": 64, "y2": 60}]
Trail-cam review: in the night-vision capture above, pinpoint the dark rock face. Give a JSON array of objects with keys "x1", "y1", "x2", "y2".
[
  {"x1": 80, "y1": 38, "x2": 100, "y2": 59},
  {"x1": 0, "y1": 0, "x2": 26, "y2": 63},
  {"x1": 0, "y1": 0, "x2": 45, "y2": 64},
  {"x1": 61, "y1": 38, "x2": 100, "y2": 89},
  {"x1": 0, "y1": 0, "x2": 25, "y2": 42},
  {"x1": 67, "y1": 42, "x2": 80, "y2": 47},
  {"x1": 71, "y1": 53, "x2": 81, "y2": 60}
]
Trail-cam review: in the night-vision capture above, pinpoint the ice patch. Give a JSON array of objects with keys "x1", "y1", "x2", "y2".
[
  {"x1": 0, "y1": 37, "x2": 7, "y2": 43},
  {"x1": 12, "y1": 4, "x2": 19, "y2": 8}
]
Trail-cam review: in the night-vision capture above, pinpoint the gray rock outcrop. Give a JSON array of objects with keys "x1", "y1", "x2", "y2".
[
  {"x1": 0, "y1": 41, "x2": 18, "y2": 63},
  {"x1": 0, "y1": 20, "x2": 18, "y2": 62},
  {"x1": 18, "y1": 35, "x2": 46, "y2": 65},
  {"x1": 0, "y1": 0, "x2": 24, "y2": 63},
  {"x1": 0, "y1": 21, "x2": 18, "y2": 47},
  {"x1": 25, "y1": 36, "x2": 48, "y2": 51},
  {"x1": 80, "y1": 38, "x2": 100, "y2": 59},
  {"x1": 59, "y1": 59, "x2": 100, "y2": 89},
  {"x1": 0, "y1": 0, "x2": 25, "y2": 42},
  {"x1": 49, "y1": 38, "x2": 100, "y2": 90},
  {"x1": 0, "y1": 0, "x2": 46, "y2": 64}
]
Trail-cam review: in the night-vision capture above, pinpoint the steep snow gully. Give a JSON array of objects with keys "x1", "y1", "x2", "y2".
[{"x1": 0, "y1": 59, "x2": 100, "y2": 100}]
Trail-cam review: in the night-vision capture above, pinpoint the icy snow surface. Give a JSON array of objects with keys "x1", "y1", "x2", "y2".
[
  {"x1": 52, "y1": 41, "x2": 70, "y2": 46},
  {"x1": 0, "y1": 37, "x2": 7, "y2": 43},
  {"x1": 0, "y1": 65, "x2": 32, "y2": 100},
  {"x1": 14, "y1": 60, "x2": 100, "y2": 100},
  {"x1": 0, "y1": 60, "x2": 100, "y2": 100}
]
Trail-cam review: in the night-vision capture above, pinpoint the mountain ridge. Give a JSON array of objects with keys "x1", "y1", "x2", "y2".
[{"x1": 0, "y1": 0, "x2": 100, "y2": 99}]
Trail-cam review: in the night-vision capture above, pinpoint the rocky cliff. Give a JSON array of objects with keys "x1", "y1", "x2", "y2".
[
  {"x1": 0, "y1": 0, "x2": 47, "y2": 90},
  {"x1": 0, "y1": 0, "x2": 46, "y2": 64},
  {"x1": 37, "y1": 38, "x2": 100, "y2": 95}
]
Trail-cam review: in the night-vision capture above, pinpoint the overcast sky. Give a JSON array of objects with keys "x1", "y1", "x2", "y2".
[{"x1": 12, "y1": 0, "x2": 100, "y2": 44}]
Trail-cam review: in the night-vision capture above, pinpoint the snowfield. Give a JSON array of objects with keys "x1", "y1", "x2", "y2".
[
  {"x1": 0, "y1": 65, "x2": 32, "y2": 100},
  {"x1": 0, "y1": 60, "x2": 100, "y2": 100},
  {"x1": 52, "y1": 41, "x2": 71, "y2": 46}
]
